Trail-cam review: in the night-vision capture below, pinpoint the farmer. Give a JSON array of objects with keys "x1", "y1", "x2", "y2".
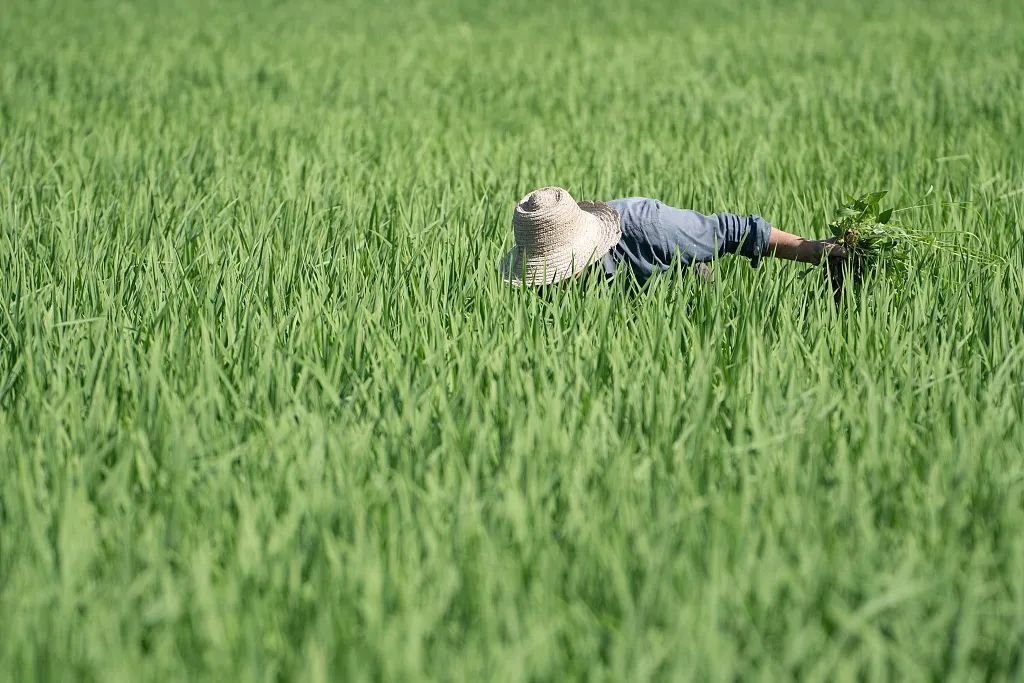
[{"x1": 499, "y1": 186, "x2": 844, "y2": 286}]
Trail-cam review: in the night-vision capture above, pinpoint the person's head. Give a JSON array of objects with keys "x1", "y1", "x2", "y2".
[{"x1": 498, "y1": 187, "x2": 621, "y2": 287}]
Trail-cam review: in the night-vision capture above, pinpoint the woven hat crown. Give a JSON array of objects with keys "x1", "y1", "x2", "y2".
[
  {"x1": 512, "y1": 187, "x2": 580, "y2": 253},
  {"x1": 499, "y1": 185, "x2": 621, "y2": 286}
]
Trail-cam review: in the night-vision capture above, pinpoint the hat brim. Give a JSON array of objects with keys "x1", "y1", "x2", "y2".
[{"x1": 499, "y1": 201, "x2": 621, "y2": 287}]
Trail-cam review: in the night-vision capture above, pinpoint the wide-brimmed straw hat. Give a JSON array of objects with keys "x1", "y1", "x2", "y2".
[{"x1": 499, "y1": 186, "x2": 621, "y2": 286}]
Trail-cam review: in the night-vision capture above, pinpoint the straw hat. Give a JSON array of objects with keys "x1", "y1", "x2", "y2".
[{"x1": 499, "y1": 187, "x2": 622, "y2": 286}]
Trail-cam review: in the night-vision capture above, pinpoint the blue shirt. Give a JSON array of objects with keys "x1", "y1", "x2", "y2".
[{"x1": 602, "y1": 198, "x2": 773, "y2": 286}]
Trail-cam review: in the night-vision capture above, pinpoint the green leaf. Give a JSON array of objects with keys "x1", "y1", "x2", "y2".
[{"x1": 877, "y1": 208, "x2": 893, "y2": 224}]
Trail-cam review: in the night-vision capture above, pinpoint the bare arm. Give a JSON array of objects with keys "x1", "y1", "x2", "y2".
[{"x1": 764, "y1": 228, "x2": 845, "y2": 264}]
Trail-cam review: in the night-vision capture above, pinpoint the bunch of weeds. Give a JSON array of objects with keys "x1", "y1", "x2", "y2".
[{"x1": 825, "y1": 190, "x2": 997, "y2": 305}]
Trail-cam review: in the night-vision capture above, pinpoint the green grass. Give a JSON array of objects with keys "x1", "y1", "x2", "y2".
[{"x1": 2, "y1": 0, "x2": 1023, "y2": 679}]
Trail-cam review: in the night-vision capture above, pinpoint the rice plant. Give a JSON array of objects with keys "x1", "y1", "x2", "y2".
[{"x1": 1, "y1": 0, "x2": 1023, "y2": 680}]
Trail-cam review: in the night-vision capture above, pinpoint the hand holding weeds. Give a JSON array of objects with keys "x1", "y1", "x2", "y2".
[{"x1": 822, "y1": 190, "x2": 998, "y2": 305}]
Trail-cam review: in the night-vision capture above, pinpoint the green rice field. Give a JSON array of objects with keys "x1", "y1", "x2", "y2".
[{"x1": 2, "y1": 0, "x2": 1023, "y2": 679}]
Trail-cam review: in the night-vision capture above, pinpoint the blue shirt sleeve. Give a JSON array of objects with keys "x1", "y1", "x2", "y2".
[
  {"x1": 605, "y1": 198, "x2": 774, "y2": 285},
  {"x1": 657, "y1": 204, "x2": 773, "y2": 268}
]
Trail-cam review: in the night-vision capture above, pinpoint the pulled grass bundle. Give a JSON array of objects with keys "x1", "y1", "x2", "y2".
[{"x1": 825, "y1": 190, "x2": 997, "y2": 304}]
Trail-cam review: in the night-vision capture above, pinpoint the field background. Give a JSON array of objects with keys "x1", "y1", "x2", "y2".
[{"x1": 2, "y1": 0, "x2": 1023, "y2": 680}]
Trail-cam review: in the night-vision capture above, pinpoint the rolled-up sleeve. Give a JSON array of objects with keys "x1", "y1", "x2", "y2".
[
  {"x1": 656, "y1": 204, "x2": 774, "y2": 268},
  {"x1": 715, "y1": 213, "x2": 773, "y2": 267}
]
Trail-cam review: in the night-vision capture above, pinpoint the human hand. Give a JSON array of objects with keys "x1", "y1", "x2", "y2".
[{"x1": 821, "y1": 237, "x2": 847, "y2": 261}]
